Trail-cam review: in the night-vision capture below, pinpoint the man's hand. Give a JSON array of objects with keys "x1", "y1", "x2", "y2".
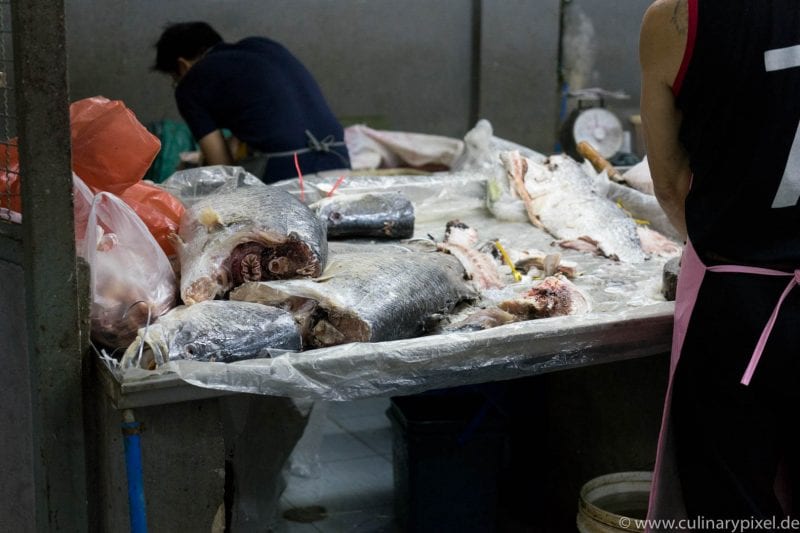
[{"x1": 198, "y1": 129, "x2": 234, "y2": 167}]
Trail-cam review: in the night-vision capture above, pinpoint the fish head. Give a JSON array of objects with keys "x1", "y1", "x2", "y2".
[
  {"x1": 170, "y1": 319, "x2": 228, "y2": 362},
  {"x1": 521, "y1": 154, "x2": 598, "y2": 200},
  {"x1": 324, "y1": 209, "x2": 346, "y2": 230},
  {"x1": 518, "y1": 156, "x2": 565, "y2": 197},
  {"x1": 541, "y1": 155, "x2": 591, "y2": 183}
]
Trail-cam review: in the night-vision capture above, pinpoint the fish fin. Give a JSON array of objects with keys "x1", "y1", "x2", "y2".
[
  {"x1": 504, "y1": 153, "x2": 546, "y2": 229},
  {"x1": 543, "y1": 253, "x2": 561, "y2": 277},
  {"x1": 557, "y1": 237, "x2": 600, "y2": 255}
]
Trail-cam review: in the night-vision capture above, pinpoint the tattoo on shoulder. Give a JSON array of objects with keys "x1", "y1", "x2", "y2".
[{"x1": 671, "y1": 0, "x2": 687, "y2": 35}]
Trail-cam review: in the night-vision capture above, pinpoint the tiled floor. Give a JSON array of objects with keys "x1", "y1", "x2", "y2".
[{"x1": 275, "y1": 397, "x2": 400, "y2": 533}]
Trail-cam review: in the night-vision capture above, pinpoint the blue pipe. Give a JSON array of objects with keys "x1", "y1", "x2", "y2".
[{"x1": 122, "y1": 409, "x2": 148, "y2": 533}]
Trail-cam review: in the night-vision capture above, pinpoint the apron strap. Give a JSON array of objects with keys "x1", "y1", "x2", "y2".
[
  {"x1": 708, "y1": 265, "x2": 800, "y2": 385},
  {"x1": 256, "y1": 130, "x2": 348, "y2": 165}
]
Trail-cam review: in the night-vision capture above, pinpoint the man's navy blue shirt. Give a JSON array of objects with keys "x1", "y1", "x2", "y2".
[{"x1": 175, "y1": 37, "x2": 349, "y2": 183}]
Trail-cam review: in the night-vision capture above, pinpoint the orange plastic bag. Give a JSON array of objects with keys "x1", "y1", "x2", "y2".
[
  {"x1": 0, "y1": 139, "x2": 20, "y2": 213},
  {"x1": 119, "y1": 181, "x2": 185, "y2": 257},
  {"x1": 70, "y1": 96, "x2": 161, "y2": 195}
]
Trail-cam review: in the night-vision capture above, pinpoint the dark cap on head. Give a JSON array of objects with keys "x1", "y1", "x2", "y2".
[{"x1": 153, "y1": 21, "x2": 223, "y2": 74}]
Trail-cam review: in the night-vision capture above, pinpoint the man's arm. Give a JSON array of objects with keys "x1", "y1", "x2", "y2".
[
  {"x1": 198, "y1": 129, "x2": 234, "y2": 166},
  {"x1": 639, "y1": 0, "x2": 692, "y2": 239}
]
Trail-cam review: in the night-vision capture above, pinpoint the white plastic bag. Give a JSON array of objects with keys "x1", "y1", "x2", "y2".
[
  {"x1": 73, "y1": 173, "x2": 95, "y2": 247},
  {"x1": 344, "y1": 124, "x2": 465, "y2": 170},
  {"x1": 84, "y1": 191, "x2": 177, "y2": 349}
]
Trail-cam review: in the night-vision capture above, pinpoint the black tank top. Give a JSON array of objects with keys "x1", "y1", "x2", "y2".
[{"x1": 676, "y1": 0, "x2": 800, "y2": 267}]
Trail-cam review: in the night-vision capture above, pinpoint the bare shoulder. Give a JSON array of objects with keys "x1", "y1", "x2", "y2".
[
  {"x1": 640, "y1": 0, "x2": 688, "y2": 84},
  {"x1": 645, "y1": 0, "x2": 688, "y2": 34}
]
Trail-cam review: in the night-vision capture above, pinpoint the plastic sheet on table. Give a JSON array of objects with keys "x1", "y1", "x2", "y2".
[
  {"x1": 155, "y1": 302, "x2": 673, "y2": 401},
  {"x1": 109, "y1": 154, "x2": 678, "y2": 401}
]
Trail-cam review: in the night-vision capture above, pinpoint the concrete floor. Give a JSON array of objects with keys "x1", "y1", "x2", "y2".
[{"x1": 275, "y1": 397, "x2": 398, "y2": 533}]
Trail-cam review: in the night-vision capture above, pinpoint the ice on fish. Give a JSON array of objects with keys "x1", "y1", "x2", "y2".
[
  {"x1": 500, "y1": 150, "x2": 647, "y2": 263},
  {"x1": 174, "y1": 185, "x2": 328, "y2": 304},
  {"x1": 311, "y1": 191, "x2": 415, "y2": 239},
  {"x1": 230, "y1": 246, "x2": 477, "y2": 348},
  {"x1": 121, "y1": 300, "x2": 301, "y2": 369}
]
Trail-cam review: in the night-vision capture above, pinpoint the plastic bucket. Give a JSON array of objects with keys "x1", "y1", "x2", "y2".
[{"x1": 576, "y1": 471, "x2": 652, "y2": 533}]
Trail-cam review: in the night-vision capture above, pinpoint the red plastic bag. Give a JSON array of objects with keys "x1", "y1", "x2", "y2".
[
  {"x1": 119, "y1": 181, "x2": 185, "y2": 257},
  {"x1": 70, "y1": 96, "x2": 160, "y2": 195},
  {"x1": 0, "y1": 139, "x2": 20, "y2": 213}
]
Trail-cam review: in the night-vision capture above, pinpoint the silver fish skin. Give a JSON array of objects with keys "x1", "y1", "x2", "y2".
[
  {"x1": 500, "y1": 150, "x2": 646, "y2": 263},
  {"x1": 121, "y1": 300, "x2": 301, "y2": 368},
  {"x1": 175, "y1": 186, "x2": 328, "y2": 304},
  {"x1": 311, "y1": 192, "x2": 415, "y2": 239},
  {"x1": 230, "y1": 248, "x2": 477, "y2": 348}
]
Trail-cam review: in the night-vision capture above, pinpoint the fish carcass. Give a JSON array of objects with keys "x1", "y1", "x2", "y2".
[
  {"x1": 498, "y1": 275, "x2": 591, "y2": 319},
  {"x1": 311, "y1": 191, "x2": 415, "y2": 239},
  {"x1": 230, "y1": 245, "x2": 477, "y2": 348},
  {"x1": 435, "y1": 220, "x2": 506, "y2": 290},
  {"x1": 500, "y1": 150, "x2": 646, "y2": 262},
  {"x1": 121, "y1": 300, "x2": 301, "y2": 369},
  {"x1": 444, "y1": 275, "x2": 590, "y2": 332},
  {"x1": 174, "y1": 186, "x2": 328, "y2": 304}
]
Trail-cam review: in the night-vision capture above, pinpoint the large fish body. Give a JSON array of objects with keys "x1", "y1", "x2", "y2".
[
  {"x1": 311, "y1": 191, "x2": 415, "y2": 239},
  {"x1": 230, "y1": 246, "x2": 477, "y2": 348},
  {"x1": 175, "y1": 186, "x2": 328, "y2": 304},
  {"x1": 500, "y1": 151, "x2": 646, "y2": 262},
  {"x1": 121, "y1": 300, "x2": 301, "y2": 368}
]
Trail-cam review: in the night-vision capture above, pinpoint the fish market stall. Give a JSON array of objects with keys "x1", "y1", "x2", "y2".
[
  {"x1": 84, "y1": 128, "x2": 677, "y2": 532},
  {"x1": 98, "y1": 134, "x2": 677, "y2": 408}
]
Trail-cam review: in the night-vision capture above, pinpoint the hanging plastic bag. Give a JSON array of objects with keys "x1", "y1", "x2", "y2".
[
  {"x1": 84, "y1": 191, "x2": 176, "y2": 350},
  {"x1": 70, "y1": 96, "x2": 161, "y2": 195},
  {"x1": 119, "y1": 181, "x2": 185, "y2": 257},
  {"x1": 0, "y1": 138, "x2": 20, "y2": 213}
]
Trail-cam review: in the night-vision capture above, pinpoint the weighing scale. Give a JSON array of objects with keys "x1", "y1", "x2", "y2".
[{"x1": 560, "y1": 88, "x2": 630, "y2": 161}]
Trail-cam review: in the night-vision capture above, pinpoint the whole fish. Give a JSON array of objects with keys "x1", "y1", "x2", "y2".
[
  {"x1": 230, "y1": 247, "x2": 477, "y2": 348},
  {"x1": 121, "y1": 300, "x2": 301, "y2": 369},
  {"x1": 500, "y1": 150, "x2": 646, "y2": 262},
  {"x1": 310, "y1": 191, "x2": 415, "y2": 239},
  {"x1": 173, "y1": 186, "x2": 328, "y2": 304}
]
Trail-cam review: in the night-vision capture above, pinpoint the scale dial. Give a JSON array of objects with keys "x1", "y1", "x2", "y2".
[{"x1": 571, "y1": 107, "x2": 624, "y2": 159}]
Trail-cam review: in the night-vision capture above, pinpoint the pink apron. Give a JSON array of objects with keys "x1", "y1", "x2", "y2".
[{"x1": 646, "y1": 241, "x2": 799, "y2": 531}]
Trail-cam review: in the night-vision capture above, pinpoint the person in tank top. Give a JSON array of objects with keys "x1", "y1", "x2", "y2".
[{"x1": 640, "y1": 0, "x2": 800, "y2": 529}]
